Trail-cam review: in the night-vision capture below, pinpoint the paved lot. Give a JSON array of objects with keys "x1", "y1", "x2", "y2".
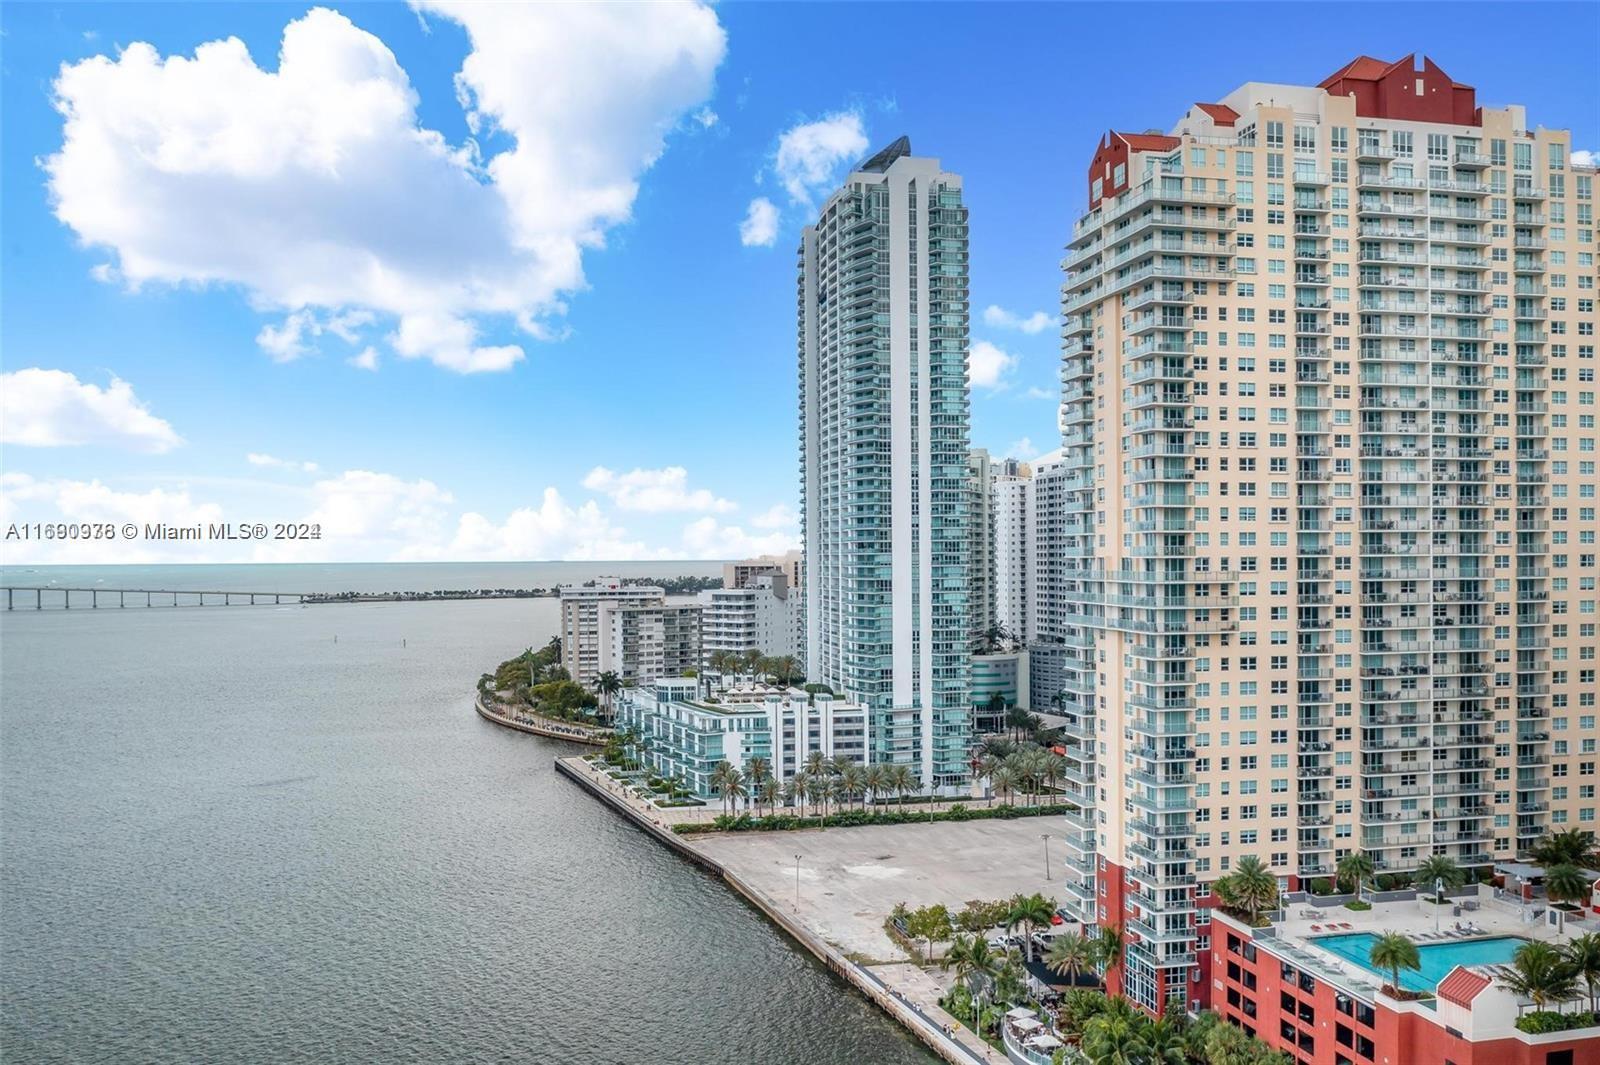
[{"x1": 688, "y1": 814, "x2": 1063, "y2": 960}]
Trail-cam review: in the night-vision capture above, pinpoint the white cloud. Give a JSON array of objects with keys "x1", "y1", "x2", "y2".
[
  {"x1": 582, "y1": 465, "x2": 734, "y2": 513},
  {"x1": 969, "y1": 340, "x2": 1019, "y2": 390},
  {"x1": 419, "y1": 488, "x2": 652, "y2": 562},
  {"x1": 1005, "y1": 437, "x2": 1035, "y2": 460},
  {"x1": 750, "y1": 502, "x2": 795, "y2": 529},
  {"x1": 0, "y1": 473, "x2": 223, "y2": 562},
  {"x1": 680, "y1": 516, "x2": 799, "y2": 559},
  {"x1": 1024, "y1": 385, "x2": 1055, "y2": 401},
  {"x1": 1573, "y1": 149, "x2": 1596, "y2": 168},
  {"x1": 774, "y1": 111, "x2": 867, "y2": 206},
  {"x1": 348, "y1": 346, "x2": 380, "y2": 371},
  {"x1": 692, "y1": 106, "x2": 718, "y2": 129},
  {"x1": 46, "y1": 4, "x2": 726, "y2": 373},
  {"x1": 0, "y1": 368, "x2": 182, "y2": 453},
  {"x1": 982, "y1": 304, "x2": 1054, "y2": 335},
  {"x1": 740, "y1": 196, "x2": 779, "y2": 247},
  {"x1": 247, "y1": 452, "x2": 319, "y2": 473}
]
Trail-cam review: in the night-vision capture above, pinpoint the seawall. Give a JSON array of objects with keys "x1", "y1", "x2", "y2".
[{"x1": 554, "y1": 755, "x2": 993, "y2": 1065}]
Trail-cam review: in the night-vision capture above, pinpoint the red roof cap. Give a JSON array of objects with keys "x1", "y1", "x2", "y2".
[
  {"x1": 1437, "y1": 966, "x2": 1492, "y2": 1006},
  {"x1": 1195, "y1": 103, "x2": 1239, "y2": 127},
  {"x1": 1117, "y1": 132, "x2": 1181, "y2": 153}
]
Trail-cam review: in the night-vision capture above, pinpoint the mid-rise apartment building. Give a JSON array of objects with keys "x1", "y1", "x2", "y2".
[
  {"x1": 1027, "y1": 453, "x2": 1074, "y2": 712},
  {"x1": 559, "y1": 578, "x2": 667, "y2": 688},
  {"x1": 724, "y1": 550, "x2": 803, "y2": 593},
  {"x1": 597, "y1": 602, "x2": 702, "y2": 687},
  {"x1": 698, "y1": 574, "x2": 797, "y2": 665},
  {"x1": 994, "y1": 462, "x2": 1032, "y2": 641},
  {"x1": 1057, "y1": 54, "x2": 1596, "y2": 1015},
  {"x1": 799, "y1": 136, "x2": 974, "y2": 791}
]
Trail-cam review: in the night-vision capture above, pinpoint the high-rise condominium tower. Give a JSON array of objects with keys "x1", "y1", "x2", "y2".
[
  {"x1": 799, "y1": 137, "x2": 973, "y2": 791},
  {"x1": 1056, "y1": 55, "x2": 1594, "y2": 1013}
]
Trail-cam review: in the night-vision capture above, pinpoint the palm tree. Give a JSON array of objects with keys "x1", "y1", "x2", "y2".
[
  {"x1": 1143, "y1": 1017, "x2": 1188, "y2": 1065},
  {"x1": 863, "y1": 763, "x2": 888, "y2": 809},
  {"x1": 709, "y1": 761, "x2": 732, "y2": 813},
  {"x1": 1544, "y1": 863, "x2": 1593, "y2": 909},
  {"x1": 990, "y1": 765, "x2": 1018, "y2": 806},
  {"x1": 1081, "y1": 1010, "x2": 1148, "y2": 1065},
  {"x1": 782, "y1": 773, "x2": 805, "y2": 813},
  {"x1": 1224, "y1": 856, "x2": 1279, "y2": 925},
  {"x1": 1416, "y1": 855, "x2": 1466, "y2": 901},
  {"x1": 1531, "y1": 828, "x2": 1598, "y2": 868},
  {"x1": 1337, "y1": 851, "x2": 1376, "y2": 899},
  {"x1": 1094, "y1": 925, "x2": 1123, "y2": 973},
  {"x1": 1040, "y1": 753, "x2": 1065, "y2": 799},
  {"x1": 745, "y1": 756, "x2": 771, "y2": 814},
  {"x1": 942, "y1": 934, "x2": 1003, "y2": 992},
  {"x1": 595, "y1": 670, "x2": 622, "y2": 721},
  {"x1": 1368, "y1": 932, "x2": 1421, "y2": 996},
  {"x1": 1505, "y1": 940, "x2": 1579, "y2": 1012},
  {"x1": 722, "y1": 766, "x2": 747, "y2": 814},
  {"x1": 1564, "y1": 932, "x2": 1600, "y2": 1014},
  {"x1": 838, "y1": 763, "x2": 866, "y2": 811},
  {"x1": 1007, "y1": 894, "x2": 1056, "y2": 962},
  {"x1": 1046, "y1": 933, "x2": 1094, "y2": 989},
  {"x1": 889, "y1": 764, "x2": 916, "y2": 810},
  {"x1": 758, "y1": 777, "x2": 779, "y2": 818}
]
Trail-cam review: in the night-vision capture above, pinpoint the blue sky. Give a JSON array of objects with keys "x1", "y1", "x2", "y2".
[{"x1": 2, "y1": 1, "x2": 1596, "y2": 563}]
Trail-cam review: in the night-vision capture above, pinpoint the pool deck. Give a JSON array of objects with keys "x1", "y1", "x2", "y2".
[{"x1": 1264, "y1": 889, "x2": 1586, "y2": 998}]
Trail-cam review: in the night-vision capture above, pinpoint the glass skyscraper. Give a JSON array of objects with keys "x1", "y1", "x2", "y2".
[{"x1": 797, "y1": 137, "x2": 973, "y2": 791}]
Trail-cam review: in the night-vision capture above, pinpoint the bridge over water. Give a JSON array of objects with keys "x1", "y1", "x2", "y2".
[{"x1": 2, "y1": 587, "x2": 311, "y2": 610}]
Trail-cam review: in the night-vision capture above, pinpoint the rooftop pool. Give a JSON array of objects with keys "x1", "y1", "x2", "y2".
[{"x1": 1312, "y1": 932, "x2": 1526, "y2": 995}]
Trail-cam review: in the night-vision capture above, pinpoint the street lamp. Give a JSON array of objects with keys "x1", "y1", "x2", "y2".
[
  {"x1": 1434, "y1": 876, "x2": 1445, "y2": 935},
  {"x1": 795, "y1": 854, "x2": 803, "y2": 911},
  {"x1": 1041, "y1": 833, "x2": 1052, "y2": 881}
]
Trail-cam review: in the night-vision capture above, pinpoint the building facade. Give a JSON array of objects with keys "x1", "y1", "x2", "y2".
[
  {"x1": 724, "y1": 551, "x2": 803, "y2": 593},
  {"x1": 616, "y1": 678, "x2": 868, "y2": 799},
  {"x1": 969, "y1": 447, "x2": 997, "y2": 650},
  {"x1": 994, "y1": 463, "x2": 1032, "y2": 643},
  {"x1": 1056, "y1": 55, "x2": 1596, "y2": 1014},
  {"x1": 1027, "y1": 453, "x2": 1074, "y2": 713},
  {"x1": 798, "y1": 136, "x2": 974, "y2": 791},
  {"x1": 698, "y1": 574, "x2": 797, "y2": 665},
  {"x1": 558, "y1": 578, "x2": 667, "y2": 688},
  {"x1": 597, "y1": 602, "x2": 702, "y2": 686}
]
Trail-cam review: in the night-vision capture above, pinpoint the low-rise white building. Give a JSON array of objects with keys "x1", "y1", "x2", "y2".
[{"x1": 616, "y1": 678, "x2": 867, "y2": 799}]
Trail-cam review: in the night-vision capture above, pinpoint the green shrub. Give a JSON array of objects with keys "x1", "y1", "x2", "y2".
[
  {"x1": 1345, "y1": 900, "x2": 1372, "y2": 911},
  {"x1": 1309, "y1": 877, "x2": 1333, "y2": 895},
  {"x1": 1517, "y1": 1011, "x2": 1569, "y2": 1034}
]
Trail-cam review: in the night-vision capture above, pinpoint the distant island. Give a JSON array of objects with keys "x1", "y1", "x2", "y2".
[{"x1": 303, "y1": 575, "x2": 722, "y2": 605}]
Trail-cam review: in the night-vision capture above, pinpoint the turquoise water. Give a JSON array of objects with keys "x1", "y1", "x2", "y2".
[{"x1": 1314, "y1": 932, "x2": 1525, "y2": 993}]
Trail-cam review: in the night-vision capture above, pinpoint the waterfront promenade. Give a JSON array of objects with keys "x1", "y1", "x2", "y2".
[
  {"x1": 557, "y1": 754, "x2": 1055, "y2": 1065},
  {"x1": 473, "y1": 694, "x2": 611, "y2": 746}
]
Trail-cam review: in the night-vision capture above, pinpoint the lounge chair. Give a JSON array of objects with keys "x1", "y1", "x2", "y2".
[{"x1": 1311, "y1": 924, "x2": 1323, "y2": 932}]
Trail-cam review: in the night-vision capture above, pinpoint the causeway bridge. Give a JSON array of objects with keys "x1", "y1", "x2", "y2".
[{"x1": 2, "y1": 587, "x2": 311, "y2": 610}]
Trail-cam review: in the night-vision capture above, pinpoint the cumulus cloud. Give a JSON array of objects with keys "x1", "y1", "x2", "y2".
[
  {"x1": 247, "y1": 452, "x2": 319, "y2": 473},
  {"x1": 0, "y1": 368, "x2": 182, "y2": 453},
  {"x1": 982, "y1": 305, "x2": 1054, "y2": 335},
  {"x1": 1006, "y1": 437, "x2": 1035, "y2": 460},
  {"x1": 1024, "y1": 385, "x2": 1056, "y2": 401},
  {"x1": 740, "y1": 197, "x2": 779, "y2": 247},
  {"x1": 582, "y1": 465, "x2": 735, "y2": 513},
  {"x1": 1573, "y1": 149, "x2": 1596, "y2": 168},
  {"x1": 750, "y1": 502, "x2": 796, "y2": 529},
  {"x1": 348, "y1": 346, "x2": 380, "y2": 371},
  {"x1": 774, "y1": 111, "x2": 869, "y2": 206},
  {"x1": 45, "y1": 4, "x2": 726, "y2": 373},
  {"x1": 969, "y1": 340, "x2": 1019, "y2": 390},
  {"x1": 0, "y1": 472, "x2": 222, "y2": 562},
  {"x1": 419, "y1": 488, "x2": 651, "y2": 562},
  {"x1": 680, "y1": 516, "x2": 799, "y2": 558}
]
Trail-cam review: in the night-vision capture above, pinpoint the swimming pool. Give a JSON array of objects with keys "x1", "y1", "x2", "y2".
[{"x1": 1312, "y1": 933, "x2": 1525, "y2": 995}]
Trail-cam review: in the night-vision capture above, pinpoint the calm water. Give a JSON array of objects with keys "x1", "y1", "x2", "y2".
[{"x1": 0, "y1": 565, "x2": 934, "y2": 1064}]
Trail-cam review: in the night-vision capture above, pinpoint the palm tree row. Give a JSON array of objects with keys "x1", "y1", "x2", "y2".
[
  {"x1": 975, "y1": 741, "x2": 1066, "y2": 806},
  {"x1": 1503, "y1": 935, "x2": 1600, "y2": 1015},
  {"x1": 712, "y1": 752, "x2": 923, "y2": 819},
  {"x1": 705, "y1": 649, "x2": 803, "y2": 686}
]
